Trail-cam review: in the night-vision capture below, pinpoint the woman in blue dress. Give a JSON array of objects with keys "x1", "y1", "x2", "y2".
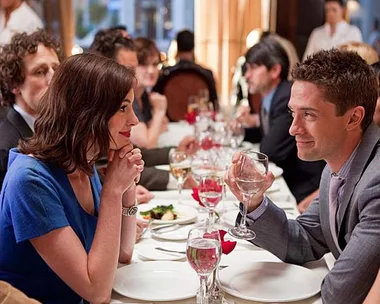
[{"x1": 0, "y1": 53, "x2": 143, "y2": 303}]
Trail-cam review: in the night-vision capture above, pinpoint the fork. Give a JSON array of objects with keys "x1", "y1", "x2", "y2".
[
  {"x1": 155, "y1": 247, "x2": 186, "y2": 254},
  {"x1": 139, "y1": 218, "x2": 154, "y2": 239}
]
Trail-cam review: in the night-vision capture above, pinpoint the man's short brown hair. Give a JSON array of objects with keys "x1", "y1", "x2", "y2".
[{"x1": 291, "y1": 49, "x2": 378, "y2": 130}]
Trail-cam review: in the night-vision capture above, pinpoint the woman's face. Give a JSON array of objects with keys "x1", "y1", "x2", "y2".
[
  {"x1": 136, "y1": 53, "x2": 160, "y2": 90},
  {"x1": 108, "y1": 89, "x2": 139, "y2": 150}
]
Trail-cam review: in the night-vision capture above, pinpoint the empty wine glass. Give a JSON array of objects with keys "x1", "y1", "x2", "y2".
[
  {"x1": 187, "y1": 226, "x2": 221, "y2": 304},
  {"x1": 228, "y1": 121, "x2": 245, "y2": 148},
  {"x1": 228, "y1": 150, "x2": 268, "y2": 240},
  {"x1": 199, "y1": 174, "x2": 224, "y2": 226},
  {"x1": 169, "y1": 151, "x2": 192, "y2": 204}
]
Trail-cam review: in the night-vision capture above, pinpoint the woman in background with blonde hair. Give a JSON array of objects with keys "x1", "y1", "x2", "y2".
[{"x1": 338, "y1": 41, "x2": 379, "y2": 64}]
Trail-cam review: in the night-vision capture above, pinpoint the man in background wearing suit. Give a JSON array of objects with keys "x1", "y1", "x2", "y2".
[
  {"x1": 227, "y1": 49, "x2": 380, "y2": 304},
  {"x1": 0, "y1": 30, "x2": 60, "y2": 189},
  {"x1": 238, "y1": 37, "x2": 325, "y2": 203}
]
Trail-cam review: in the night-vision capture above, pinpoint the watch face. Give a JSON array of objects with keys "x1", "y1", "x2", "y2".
[{"x1": 127, "y1": 206, "x2": 138, "y2": 216}]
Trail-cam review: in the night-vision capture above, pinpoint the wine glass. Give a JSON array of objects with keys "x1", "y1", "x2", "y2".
[
  {"x1": 228, "y1": 121, "x2": 245, "y2": 148},
  {"x1": 228, "y1": 150, "x2": 268, "y2": 240},
  {"x1": 187, "y1": 226, "x2": 221, "y2": 304},
  {"x1": 191, "y1": 151, "x2": 217, "y2": 184},
  {"x1": 199, "y1": 174, "x2": 224, "y2": 226},
  {"x1": 169, "y1": 151, "x2": 192, "y2": 204}
]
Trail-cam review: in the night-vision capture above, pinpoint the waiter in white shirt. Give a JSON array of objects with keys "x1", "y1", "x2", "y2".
[
  {"x1": 303, "y1": 0, "x2": 362, "y2": 60},
  {"x1": 0, "y1": 0, "x2": 43, "y2": 44}
]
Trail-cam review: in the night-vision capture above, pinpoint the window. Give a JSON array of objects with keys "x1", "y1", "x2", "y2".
[{"x1": 73, "y1": 0, "x2": 194, "y2": 52}]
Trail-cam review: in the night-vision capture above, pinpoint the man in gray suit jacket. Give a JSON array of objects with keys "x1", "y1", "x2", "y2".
[{"x1": 226, "y1": 49, "x2": 380, "y2": 304}]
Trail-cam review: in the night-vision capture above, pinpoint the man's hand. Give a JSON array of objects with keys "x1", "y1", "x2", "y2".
[
  {"x1": 135, "y1": 219, "x2": 148, "y2": 242},
  {"x1": 225, "y1": 152, "x2": 275, "y2": 212},
  {"x1": 177, "y1": 136, "x2": 198, "y2": 156},
  {"x1": 183, "y1": 175, "x2": 197, "y2": 189},
  {"x1": 297, "y1": 189, "x2": 319, "y2": 213},
  {"x1": 136, "y1": 185, "x2": 154, "y2": 204},
  {"x1": 235, "y1": 105, "x2": 259, "y2": 128}
]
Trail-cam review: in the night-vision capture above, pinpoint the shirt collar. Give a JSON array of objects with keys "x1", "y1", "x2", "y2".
[
  {"x1": 332, "y1": 141, "x2": 361, "y2": 180},
  {"x1": 262, "y1": 86, "x2": 278, "y2": 113},
  {"x1": 13, "y1": 104, "x2": 35, "y2": 132},
  {"x1": 324, "y1": 20, "x2": 348, "y2": 35}
]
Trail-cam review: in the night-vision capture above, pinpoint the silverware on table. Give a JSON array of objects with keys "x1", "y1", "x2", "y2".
[{"x1": 154, "y1": 247, "x2": 186, "y2": 254}]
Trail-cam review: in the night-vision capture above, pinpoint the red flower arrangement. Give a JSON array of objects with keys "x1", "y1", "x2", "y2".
[
  {"x1": 184, "y1": 110, "x2": 197, "y2": 125},
  {"x1": 219, "y1": 229, "x2": 237, "y2": 254}
]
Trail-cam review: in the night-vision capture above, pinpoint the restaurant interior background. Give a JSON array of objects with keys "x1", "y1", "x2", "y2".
[{"x1": 25, "y1": 0, "x2": 380, "y2": 105}]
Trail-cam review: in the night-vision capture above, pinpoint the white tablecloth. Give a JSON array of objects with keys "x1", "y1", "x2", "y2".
[{"x1": 112, "y1": 122, "x2": 331, "y2": 303}]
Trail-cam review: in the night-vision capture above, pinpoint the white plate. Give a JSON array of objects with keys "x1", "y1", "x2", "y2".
[
  {"x1": 138, "y1": 202, "x2": 197, "y2": 224},
  {"x1": 138, "y1": 243, "x2": 186, "y2": 261},
  {"x1": 155, "y1": 164, "x2": 170, "y2": 171},
  {"x1": 151, "y1": 224, "x2": 194, "y2": 241},
  {"x1": 219, "y1": 261, "x2": 323, "y2": 302},
  {"x1": 113, "y1": 261, "x2": 198, "y2": 301},
  {"x1": 269, "y1": 162, "x2": 284, "y2": 178}
]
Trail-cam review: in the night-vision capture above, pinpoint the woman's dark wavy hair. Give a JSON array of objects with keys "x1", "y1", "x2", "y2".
[
  {"x1": 19, "y1": 53, "x2": 135, "y2": 175},
  {"x1": 133, "y1": 37, "x2": 160, "y2": 65},
  {"x1": 0, "y1": 29, "x2": 62, "y2": 107},
  {"x1": 89, "y1": 28, "x2": 135, "y2": 59}
]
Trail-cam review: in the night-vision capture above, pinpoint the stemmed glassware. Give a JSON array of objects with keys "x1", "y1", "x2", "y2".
[
  {"x1": 186, "y1": 226, "x2": 221, "y2": 304},
  {"x1": 199, "y1": 174, "x2": 224, "y2": 226},
  {"x1": 228, "y1": 150, "x2": 268, "y2": 240},
  {"x1": 228, "y1": 121, "x2": 245, "y2": 148},
  {"x1": 169, "y1": 151, "x2": 192, "y2": 204}
]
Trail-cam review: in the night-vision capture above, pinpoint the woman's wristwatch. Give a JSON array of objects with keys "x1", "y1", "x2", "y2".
[{"x1": 122, "y1": 199, "x2": 138, "y2": 217}]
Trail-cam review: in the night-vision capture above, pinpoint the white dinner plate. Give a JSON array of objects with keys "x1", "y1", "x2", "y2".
[
  {"x1": 137, "y1": 202, "x2": 197, "y2": 224},
  {"x1": 151, "y1": 224, "x2": 194, "y2": 241},
  {"x1": 219, "y1": 261, "x2": 323, "y2": 302},
  {"x1": 113, "y1": 261, "x2": 198, "y2": 301},
  {"x1": 138, "y1": 243, "x2": 186, "y2": 261},
  {"x1": 155, "y1": 164, "x2": 170, "y2": 171}
]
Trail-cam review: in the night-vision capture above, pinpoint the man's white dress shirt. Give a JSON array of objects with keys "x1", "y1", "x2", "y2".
[
  {"x1": 0, "y1": 2, "x2": 43, "y2": 45},
  {"x1": 303, "y1": 21, "x2": 362, "y2": 60}
]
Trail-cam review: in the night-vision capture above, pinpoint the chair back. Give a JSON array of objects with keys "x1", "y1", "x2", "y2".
[{"x1": 156, "y1": 63, "x2": 217, "y2": 121}]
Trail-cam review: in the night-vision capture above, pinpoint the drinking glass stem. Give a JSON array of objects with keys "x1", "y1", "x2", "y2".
[
  {"x1": 177, "y1": 180, "x2": 184, "y2": 204},
  {"x1": 239, "y1": 193, "x2": 251, "y2": 232},
  {"x1": 208, "y1": 208, "x2": 215, "y2": 227},
  {"x1": 199, "y1": 275, "x2": 208, "y2": 304}
]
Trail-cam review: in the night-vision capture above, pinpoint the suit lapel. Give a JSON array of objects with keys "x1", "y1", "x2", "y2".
[
  {"x1": 319, "y1": 166, "x2": 341, "y2": 258},
  {"x1": 336, "y1": 123, "x2": 380, "y2": 235},
  {"x1": 6, "y1": 108, "x2": 33, "y2": 139}
]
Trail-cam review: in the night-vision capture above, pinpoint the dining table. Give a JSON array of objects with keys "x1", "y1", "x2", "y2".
[{"x1": 111, "y1": 122, "x2": 335, "y2": 304}]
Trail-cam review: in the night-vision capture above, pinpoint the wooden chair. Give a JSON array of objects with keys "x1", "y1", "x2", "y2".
[{"x1": 155, "y1": 64, "x2": 217, "y2": 122}]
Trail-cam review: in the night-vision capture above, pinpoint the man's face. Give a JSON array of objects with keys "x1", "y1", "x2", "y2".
[
  {"x1": 116, "y1": 48, "x2": 138, "y2": 69},
  {"x1": 13, "y1": 44, "x2": 60, "y2": 116},
  {"x1": 288, "y1": 81, "x2": 353, "y2": 167},
  {"x1": 244, "y1": 63, "x2": 274, "y2": 95},
  {"x1": 325, "y1": 1, "x2": 344, "y2": 26}
]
